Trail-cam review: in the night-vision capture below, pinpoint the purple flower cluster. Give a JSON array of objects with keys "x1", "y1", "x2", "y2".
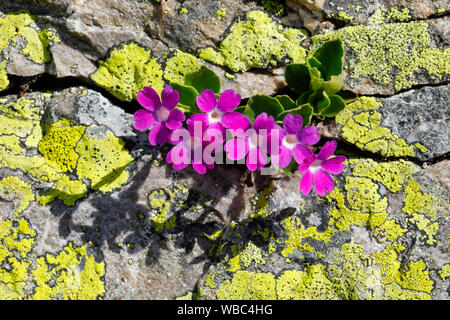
[{"x1": 133, "y1": 86, "x2": 346, "y2": 196}]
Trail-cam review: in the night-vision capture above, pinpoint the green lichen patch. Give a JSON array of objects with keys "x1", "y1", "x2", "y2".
[
  {"x1": 402, "y1": 178, "x2": 442, "y2": 245},
  {"x1": 0, "y1": 176, "x2": 35, "y2": 215},
  {"x1": 38, "y1": 119, "x2": 85, "y2": 173},
  {"x1": 31, "y1": 242, "x2": 105, "y2": 300},
  {"x1": 91, "y1": 42, "x2": 164, "y2": 101},
  {"x1": 75, "y1": 128, "x2": 134, "y2": 193},
  {"x1": 199, "y1": 11, "x2": 306, "y2": 72},
  {"x1": 0, "y1": 10, "x2": 59, "y2": 64},
  {"x1": 336, "y1": 97, "x2": 427, "y2": 157},
  {"x1": 311, "y1": 21, "x2": 450, "y2": 92},
  {"x1": 0, "y1": 61, "x2": 8, "y2": 92},
  {"x1": 0, "y1": 217, "x2": 37, "y2": 300},
  {"x1": 37, "y1": 175, "x2": 87, "y2": 207},
  {"x1": 163, "y1": 49, "x2": 200, "y2": 84},
  {"x1": 147, "y1": 182, "x2": 190, "y2": 232}
]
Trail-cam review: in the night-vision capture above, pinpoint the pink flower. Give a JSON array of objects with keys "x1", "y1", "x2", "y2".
[
  {"x1": 166, "y1": 120, "x2": 219, "y2": 174},
  {"x1": 133, "y1": 86, "x2": 186, "y2": 146},
  {"x1": 298, "y1": 140, "x2": 346, "y2": 196},
  {"x1": 187, "y1": 89, "x2": 250, "y2": 142},
  {"x1": 224, "y1": 112, "x2": 282, "y2": 172},
  {"x1": 274, "y1": 114, "x2": 321, "y2": 169}
]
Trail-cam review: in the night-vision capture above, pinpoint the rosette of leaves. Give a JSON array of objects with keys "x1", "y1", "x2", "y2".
[{"x1": 284, "y1": 39, "x2": 346, "y2": 117}]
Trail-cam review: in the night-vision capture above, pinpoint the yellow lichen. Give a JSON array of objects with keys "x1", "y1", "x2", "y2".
[{"x1": 31, "y1": 242, "x2": 105, "y2": 300}]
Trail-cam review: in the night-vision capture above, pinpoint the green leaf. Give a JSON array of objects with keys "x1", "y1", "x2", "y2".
[
  {"x1": 322, "y1": 74, "x2": 343, "y2": 96},
  {"x1": 184, "y1": 65, "x2": 221, "y2": 94},
  {"x1": 296, "y1": 90, "x2": 312, "y2": 105},
  {"x1": 243, "y1": 94, "x2": 284, "y2": 123},
  {"x1": 285, "y1": 64, "x2": 310, "y2": 94},
  {"x1": 312, "y1": 39, "x2": 344, "y2": 81},
  {"x1": 276, "y1": 103, "x2": 313, "y2": 127},
  {"x1": 321, "y1": 94, "x2": 346, "y2": 117},
  {"x1": 275, "y1": 95, "x2": 296, "y2": 110},
  {"x1": 308, "y1": 89, "x2": 330, "y2": 115},
  {"x1": 170, "y1": 82, "x2": 198, "y2": 107}
]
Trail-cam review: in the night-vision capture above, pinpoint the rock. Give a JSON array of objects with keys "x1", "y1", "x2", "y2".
[
  {"x1": 0, "y1": 0, "x2": 449, "y2": 301},
  {"x1": 318, "y1": 0, "x2": 449, "y2": 25},
  {"x1": 199, "y1": 157, "x2": 449, "y2": 300},
  {"x1": 335, "y1": 85, "x2": 450, "y2": 161},
  {"x1": 310, "y1": 18, "x2": 450, "y2": 95}
]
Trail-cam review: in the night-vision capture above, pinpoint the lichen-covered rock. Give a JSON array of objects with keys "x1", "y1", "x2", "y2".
[
  {"x1": 0, "y1": 0, "x2": 449, "y2": 301},
  {"x1": 198, "y1": 158, "x2": 449, "y2": 300},
  {"x1": 311, "y1": 19, "x2": 450, "y2": 95},
  {"x1": 317, "y1": 0, "x2": 449, "y2": 25},
  {"x1": 336, "y1": 85, "x2": 450, "y2": 161}
]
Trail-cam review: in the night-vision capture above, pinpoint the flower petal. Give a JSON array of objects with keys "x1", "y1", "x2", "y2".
[
  {"x1": 300, "y1": 170, "x2": 313, "y2": 196},
  {"x1": 133, "y1": 109, "x2": 155, "y2": 131},
  {"x1": 298, "y1": 154, "x2": 315, "y2": 173},
  {"x1": 313, "y1": 170, "x2": 334, "y2": 196},
  {"x1": 224, "y1": 138, "x2": 248, "y2": 161},
  {"x1": 253, "y1": 113, "x2": 275, "y2": 131},
  {"x1": 166, "y1": 109, "x2": 185, "y2": 130},
  {"x1": 196, "y1": 89, "x2": 217, "y2": 112},
  {"x1": 161, "y1": 86, "x2": 179, "y2": 110},
  {"x1": 168, "y1": 145, "x2": 190, "y2": 170},
  {"x1": 317, "y1": 140, "x2": 337, "y2": 160},
  {"x1": 283, "y1": 114, "x2": 303, "y2": 134},
  {"x1": 192, "y1": 163, "x2": 207, "y2": 174},
  {"x1": 137, "y1": 87, "x2": 161, "y2": 110},
  {"x1": 321, "y1": 156, "x2": 346, "y2": 174},
  {"x1": 205, "y1": 122, "x2": 226, "y2": 143},
  {"x1": 273, "y1": 145, "x2": 292, "y2": 169},
  {"x1": 217, "y1": 89, "x2": 241, "y2": 112},
  {"x1": 221, "y1": 112, "x2": 251, "y2": 132},
  {"x1": 246, "y1": 147, "x2": 267, "y2": 171},
  {"x1": 187, "y1": 112, "x2": 208, "y2": 128},
  {"x1": 297, "y1": 126, "x2": 321, "y2": 146},
  {"x1": 293, "y1": 144, "x2": 314, "y2": 164},
  {"x1": 148, "y1": 122, "x2": 169, "y2": 146}
]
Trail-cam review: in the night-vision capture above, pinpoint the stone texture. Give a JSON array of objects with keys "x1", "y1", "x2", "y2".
[
  {"x1": 0, "y1": 0, "x2": 449, "y2": 301},
  {"x1": 336, "y1": 85, "x2": 450, "y2": 161}
]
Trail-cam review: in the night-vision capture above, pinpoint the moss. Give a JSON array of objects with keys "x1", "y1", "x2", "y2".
[
  {"x1": 199, "y1": 11, "x2": 306, "y2": 72},
  {"x1": 0, "y1": 176, "x2": 35, "y2": 215},
  {"x1": 163, "y1": 49, "x2": 200, "y2": 84},
  {"x1": 38, "y1": 119, "x2": 85, "y2": 173},
  {"x1": 336, "y1": 97, "x2": 428, "y2": 157},
  {"x1": 311, "y1": 21, "x2": 450, "y2": 91},
  {"x1": 91, "y1": 42, "x2": 164, "y2": 101},
  {"x1": 0, "y1": 218, "x2": 37, "y2": 299},
  {"x1": 402, "y1": 178, "x2": 441, "y2": 245},
  {"x1": 75, "y1": 128, "x2": 134, "y2": 193},
  {"x1": 31, "y1": 242, "x2": 105, "y2": 300}
]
